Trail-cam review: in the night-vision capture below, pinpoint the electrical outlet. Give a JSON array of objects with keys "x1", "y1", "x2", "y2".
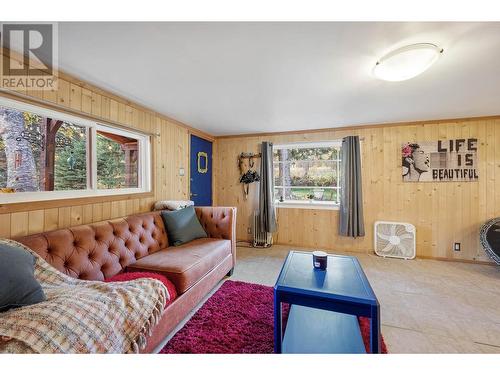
[
  {"x1": 247, "y1": 228, "x2": 252, "y2": 235},
  {"x1": 454, "y1": 242, "x2": 461, "y2": 252}
]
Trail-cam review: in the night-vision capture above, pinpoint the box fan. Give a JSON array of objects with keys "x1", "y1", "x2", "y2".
[{"x1": 374, "y1": 221, "x2": 416, "y2": 260}]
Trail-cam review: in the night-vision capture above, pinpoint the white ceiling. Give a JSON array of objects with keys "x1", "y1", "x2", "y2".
[{"x1": 55, "y1": 22, "x2": 500, "y2": 136}]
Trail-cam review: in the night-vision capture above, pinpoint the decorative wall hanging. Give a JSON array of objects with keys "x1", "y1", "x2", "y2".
[
  {"x1": 238, "y1": 152, "x2": 261, "y2": 199},
  {"x1": 402, "y1": 138, "x2": 478, "y2": 182},
  {"x1": 197, "y1": 151, "x2": 208, "y2": 173}
]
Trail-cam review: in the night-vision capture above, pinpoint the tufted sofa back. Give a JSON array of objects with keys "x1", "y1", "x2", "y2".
[
  {"x1": 195, "y1": 206, "x2": 234, "y2": 240},
  {"x1": 16, "y1": 212, "x2": 168, "y2": 281},
  {"x1": 195, "y1": 206, "x2": 237, "y2": 267}
]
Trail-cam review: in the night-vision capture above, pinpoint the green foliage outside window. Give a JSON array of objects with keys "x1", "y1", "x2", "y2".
[
  {"x1": 96, "y1": 134, "x2": 127, "y2": 189},
  {"x1": 273, "y1": 145, "x2": 341, "y2": 204},
  {"x1": 54, "y1": 124, "x2": 87, "y2": 191},
  {"x1": 0, "y1": 106, "x2": 136, "y2": 192}
]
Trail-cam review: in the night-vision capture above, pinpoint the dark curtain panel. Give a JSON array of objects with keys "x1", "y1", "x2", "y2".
[
  {"x1": 339, "y1": 136, "x2": 365, "y2": 237},
  {"x1": 259, "y1": 141, "x2": 277, "y2": 233}
]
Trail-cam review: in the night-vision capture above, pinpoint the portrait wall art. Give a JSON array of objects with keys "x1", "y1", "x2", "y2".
[{"x1": 401, "y1": 138, "x2": 479, "y2": 182}]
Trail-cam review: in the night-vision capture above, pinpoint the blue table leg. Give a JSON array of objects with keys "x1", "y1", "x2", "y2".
[
  {"x1": 274, "y1": 289, "x2": 282, "y2": 353},
  {"x1": 370, "y1": 304, "x2": 381, "y2": 353}
]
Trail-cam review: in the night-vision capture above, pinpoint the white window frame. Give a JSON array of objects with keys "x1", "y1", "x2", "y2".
[
  {"x1": 273, "y1": 140, "x2": 342, "y2": 210},
  {"x1": 0, "y1": 96, "x2": 151, "y2": 204}
]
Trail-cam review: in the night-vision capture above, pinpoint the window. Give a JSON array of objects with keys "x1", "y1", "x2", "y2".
[
  {"x1": 0, "y1": 97, "x2": 151, "y2": 203},
  {"x1": 96, "y1": 129, "x2": 139, "y2": 189},
  {"x1": 273, "y1": 141, "x2": 342, "y2": 208}
]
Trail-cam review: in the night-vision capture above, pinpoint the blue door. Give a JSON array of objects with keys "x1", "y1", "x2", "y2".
[{"x1": 190, "y1": 135, "x2": 213, "y2": 206}]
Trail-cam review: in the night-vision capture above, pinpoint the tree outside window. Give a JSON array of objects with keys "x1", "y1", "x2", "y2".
[
  {"x1": 0, "y1": 106, "x2": 88, "y2": 192},
  {"x1": 273, "y1": 143, "x2": 341, "y2": 205},
  {"x1": 97, "y1": 131, "x2": 139, "y2": 189},
  {"x1": 0, "y1": 103, "x2": 143, "y2": 196}
]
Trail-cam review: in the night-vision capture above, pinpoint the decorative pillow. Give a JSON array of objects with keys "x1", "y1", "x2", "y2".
[
  {"x1": 153, "y1": 200, "x2": 194, "y2": 211},
  {"x1": 105, "y1": 272, "x2": 177, "y2": 305},
  {"x1": 160, "y1": 206, "x2": 207, "y2": 246},
  {"x1": 0, "y1": 242, "x2": 46, "y2": 312}
]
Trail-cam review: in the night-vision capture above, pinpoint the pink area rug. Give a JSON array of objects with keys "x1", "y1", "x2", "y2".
[{"x1": 160, "y1": 280, "x2": 387, "y2": 354}]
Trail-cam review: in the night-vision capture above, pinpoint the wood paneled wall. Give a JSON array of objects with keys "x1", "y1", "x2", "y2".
[
  {"x1": 0, "y1": 50, "x2": 213, "y2": 239},
  {"x1": 2, "y1": 49, "x2": 499, "y2": 263},
  {"x1": 213, "y1": 120, "x2": 500, "y2": 263}
]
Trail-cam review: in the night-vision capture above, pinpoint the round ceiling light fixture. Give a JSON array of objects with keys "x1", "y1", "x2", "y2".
[{"x1": 373, "y1": 43, "x2": 443, "y2": 82}]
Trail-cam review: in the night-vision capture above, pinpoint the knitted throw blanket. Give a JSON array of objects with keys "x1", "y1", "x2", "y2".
[{"x1": 0, "y1": 239, "x2": 168, "y2": 354}]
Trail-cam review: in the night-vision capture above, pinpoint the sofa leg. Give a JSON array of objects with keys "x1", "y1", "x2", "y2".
[{"x1": 226, "y1": 268, "x2": 234, "y2": 277}]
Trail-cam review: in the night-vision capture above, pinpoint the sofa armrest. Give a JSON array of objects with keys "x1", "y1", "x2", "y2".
[{"x1": 195, "y1": 206, "x2": 237, "y2": 267}]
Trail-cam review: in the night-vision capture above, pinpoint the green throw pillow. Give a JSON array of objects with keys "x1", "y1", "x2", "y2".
[
  {"x1": 161, "y1": 206, "x2": 208, "y2": 246},
  {"x1": 0, "y1": 242, "x2": 46, "y2": 312}
]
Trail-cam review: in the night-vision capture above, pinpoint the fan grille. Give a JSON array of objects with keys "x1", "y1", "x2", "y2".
[{"x1": 375, "y1": 222, "x2": 416, "y2": 259}]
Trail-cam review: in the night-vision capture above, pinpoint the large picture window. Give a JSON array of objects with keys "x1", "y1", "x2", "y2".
[
  {"x1": 273, "y1": 141, "x2": 342, "y2": 207},
  {"x1": 0, "y1": 97, "x2": 151, "y2": 203}
]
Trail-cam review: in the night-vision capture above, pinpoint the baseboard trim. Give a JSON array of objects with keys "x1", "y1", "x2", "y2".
[
  {"x1": 235, "y1": 240, "x2": 496, "y2": 266},
  {"x1": 416, "y1": 255, "x2": 495, "y2": 266}
]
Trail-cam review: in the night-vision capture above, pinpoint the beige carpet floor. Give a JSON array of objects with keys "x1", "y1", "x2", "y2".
[{"x1": 229, "y1": 244, "x2": 500, "y2": 354}]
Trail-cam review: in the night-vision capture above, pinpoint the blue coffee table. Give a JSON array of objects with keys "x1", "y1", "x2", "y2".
[{"x1": 274, "y1": 251, "x2": 381, "y2": 354}]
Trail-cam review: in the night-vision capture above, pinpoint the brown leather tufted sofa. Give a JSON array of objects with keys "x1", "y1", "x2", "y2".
[{"x1": 15, "y1": 206, "x2": 237, "y2": 353}]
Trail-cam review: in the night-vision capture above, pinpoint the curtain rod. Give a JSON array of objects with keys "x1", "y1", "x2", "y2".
[
  {"x1": 273, "y1": 137, "x2": 364, "y2": 149},
  {"x1": 0, "y1": 88, "x2": 160, "y2": 138}
]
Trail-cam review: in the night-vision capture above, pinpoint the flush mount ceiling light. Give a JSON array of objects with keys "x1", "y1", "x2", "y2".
[{"x1": 373, "y1": 43, "x2": 443, "y2": 82}]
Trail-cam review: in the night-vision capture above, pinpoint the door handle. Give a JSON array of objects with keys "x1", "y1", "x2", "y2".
[{"x1": 190, "y1": 193, "x2": 198, "y2": 197}]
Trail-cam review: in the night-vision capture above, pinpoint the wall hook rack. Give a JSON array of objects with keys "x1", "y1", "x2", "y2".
[
  {"x1": 238, "y1": 152, "x2": 262, "y2": 199},
  {"x1": 238, "y1": 152, "x2": 261, "y2": 169}
]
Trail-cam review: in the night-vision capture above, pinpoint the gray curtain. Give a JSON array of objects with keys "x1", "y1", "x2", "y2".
[
  {"x1": 259, "y1": 141, "x2": 277, "y2": 233},
  {"x1": 339, "y1": 136, "x2": 365, "y2": 237}
]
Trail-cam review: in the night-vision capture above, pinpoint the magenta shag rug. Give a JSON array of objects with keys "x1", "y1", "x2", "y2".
[{"x1": 160, "y1": 280, "x2": 387, "y2": 354}]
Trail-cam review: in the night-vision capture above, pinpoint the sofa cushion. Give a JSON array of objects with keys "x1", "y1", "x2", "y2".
[
  {"x1": 0, "y1": 242, "x2": 46, "y2": 312},
  {"x1": 160, "y1": 206, "x2": 207, "y2": 246},
  {"x1": 126, "y1": 238, "x2": 231, "y2": 294}
]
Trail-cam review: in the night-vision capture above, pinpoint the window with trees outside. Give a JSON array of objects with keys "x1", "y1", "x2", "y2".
[
  {"x1": 0, "y1": 97, "x2": 151, "y2": 204},
  {"x1": 273, "y1": 141, "x2": 342, "y2": 208}
]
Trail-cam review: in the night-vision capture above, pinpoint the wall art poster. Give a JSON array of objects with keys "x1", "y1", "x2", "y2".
[{"x1": 401, "y1": 138, "x2": 478, "y2": 182}]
